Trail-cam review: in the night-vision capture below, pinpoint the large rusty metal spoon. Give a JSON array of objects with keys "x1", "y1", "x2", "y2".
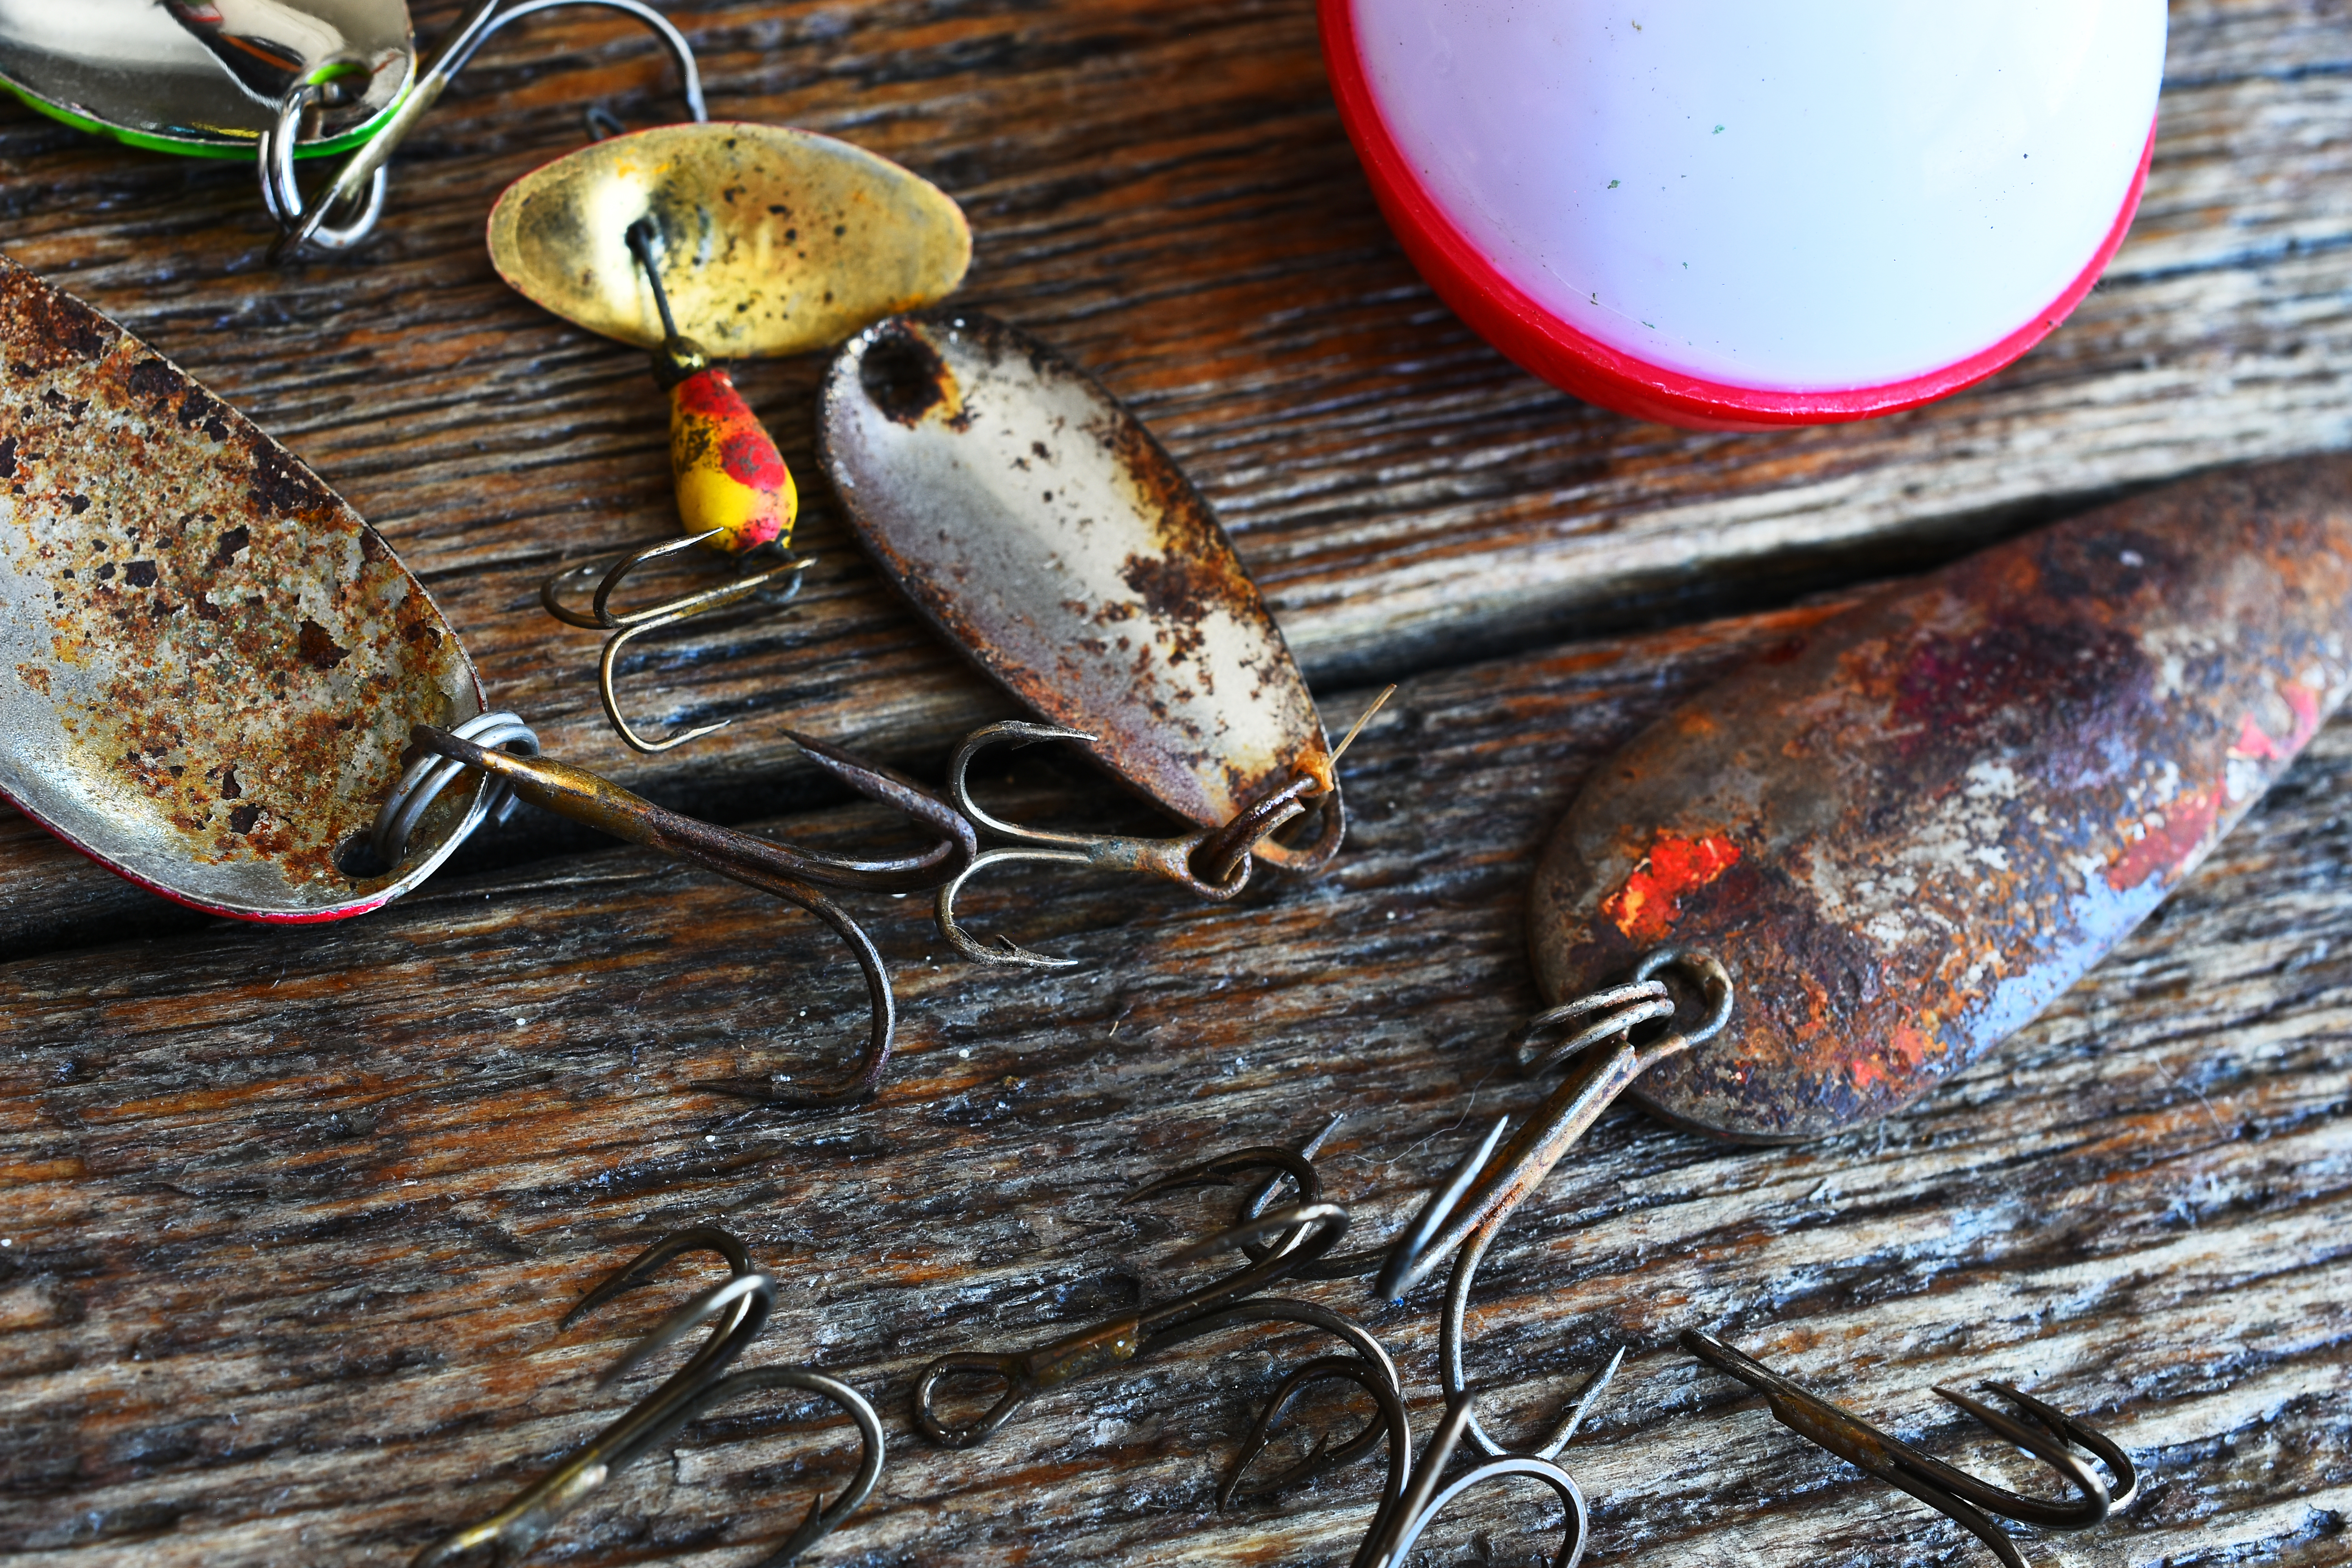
[
  {"x1": 0, "y1": 255, "x2": 971, "y2": 1109},
  {"x1": 820, "y1": 310, "x2": 1359, "y2": 965},
  {"x1": 1364, "y1": 455, "x2": 2352, "y2": 1457}
]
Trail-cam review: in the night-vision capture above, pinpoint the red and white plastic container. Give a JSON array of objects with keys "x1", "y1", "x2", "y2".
[{"x1": 1321, "y1": 2, "x2": 2167, "y2": 429}]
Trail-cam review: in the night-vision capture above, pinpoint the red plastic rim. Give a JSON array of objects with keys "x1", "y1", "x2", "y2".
[{"x1": 1319, "y1": 0, "x2": 2156, "y2": 431}]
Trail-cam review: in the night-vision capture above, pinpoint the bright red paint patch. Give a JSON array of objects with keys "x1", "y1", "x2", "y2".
[
  {"x1": 1602, "y1": 832, "x2": 1741, "y2": 943},
  {"x1": 2284, "y1": 680, "x2": 2323, "y2": 748},
  {"x1": 2107, "y1": 783, "x2": 2221, "y2": 891},
  {"x1": 2232, "y1": 712, "x2": 2287, "y2": 762},
  {"x1": 674, "y1": 367, "x2": 744, "y2": 419},
  {"x1": 719, "y1": 426, "x2": 787, "y2": 490}
]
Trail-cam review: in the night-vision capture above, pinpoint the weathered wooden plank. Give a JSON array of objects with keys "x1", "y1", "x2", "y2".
[
  {"x1": 3, "y1": 595, "x2": 2346, "y2": 1565},
  {"x1": 0, "y1": 0, "x2": 2342, "y2": 819}
]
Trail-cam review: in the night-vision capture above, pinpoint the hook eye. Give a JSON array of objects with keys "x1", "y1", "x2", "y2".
[{"x1": 912, "y1": 1354, "x2": 1037, "y2": 1449}]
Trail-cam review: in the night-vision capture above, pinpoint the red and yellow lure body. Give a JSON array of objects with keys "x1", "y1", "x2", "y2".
[{"x1": 655, "y1": 338, "x2": 796, "y2": 555}]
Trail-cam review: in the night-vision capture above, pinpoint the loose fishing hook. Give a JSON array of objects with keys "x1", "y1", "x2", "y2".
[
  {"x1": 413, "y1": 1226, "x2": 777, "y2": 1566},
  {"x1": 639, "y1": 1364, "x2": 886, "y2": 1568},
  {"x1": 1355, "y1": 948, "x2": 1722, "y2": 1457},
  {"x1": 1681, "y1": 1330, "x2": 2138, "y2": 1568},
  {"x1": 390, "y1": 723, "x2": 979, "y2": 1108},
  {"x1": 266, "y1": 0, "x2": 706, "y2": 259},
  {"x1": 1219, "y1": 1351, "x2": 1412, "y2": 1514},
  {"x1": 1352, "y1": 1385, "x2": 1604, "y2": 1568},
  {"x1": 937, "y1": 687, "x2": 1396, "y2": 968},
  {"x1": 912, "y1": 1146, "x2": 1356, "y2": 1448},
  {"x1": 1229, "y1": 1111, "x2": 1496, "y2": 1286},
  {"x1": 537, "y1": 216, "x2": 813, "y2": 752}
]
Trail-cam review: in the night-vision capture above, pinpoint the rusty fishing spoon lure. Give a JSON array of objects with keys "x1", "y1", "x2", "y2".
[
  {"x1": 820, "y1": 311, "x2": 1390, "y2": 967},
  {"x1": 0, "y1": 256, "x2": 974, "y2": 1109},
  {"x1": 1314, "y1": 456, "x2": 2352, "y2": 1457},
  {"x1": 490, "y1": 118, "x2": 971, "y2": 752}
]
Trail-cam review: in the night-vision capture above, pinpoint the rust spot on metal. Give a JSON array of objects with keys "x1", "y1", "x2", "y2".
[
  {"x1": 1532, "y1": 455, "x2": 2352, "y2": 1142},
  {"x1": 0, "y1": 255, "x2": 486, "y2": 918},
  {"x1": 858, "y1": 323, "x2": 953, "y2": 425}
]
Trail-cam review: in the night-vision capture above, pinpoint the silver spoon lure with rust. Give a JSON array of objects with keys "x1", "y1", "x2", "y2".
[
  {"x1": 0, "y1": 255, "x2": 973, "y2": 1109},
  {"x1": 820, "y1": 310, "x2": 1387, "y2": 967}
]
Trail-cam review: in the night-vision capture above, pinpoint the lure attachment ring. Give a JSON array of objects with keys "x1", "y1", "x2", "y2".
[
  {"x1": 371, "y1": 710, "x2": 542, "y2": 869},
  {"x1": 269, "y1": 0, "x2": 706, "y2": 260}
]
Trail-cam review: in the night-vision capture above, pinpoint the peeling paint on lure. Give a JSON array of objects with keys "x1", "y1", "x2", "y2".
[
  {"x1": 819, "y1": 310, "x2": 1376, "y2": 967},
  {"x1": 0, "y1": 256, "x2": 975, "y2": 1109},
  {"x1": 1534, "y1": 455, "x2": 2352, "y2": 1142},
  {"x1": 1379, "y1": 457, "x2": 2352, "y2": 1359},
  {"x1": 492, "y1": 122, "x2": 972, "y2": 752}
]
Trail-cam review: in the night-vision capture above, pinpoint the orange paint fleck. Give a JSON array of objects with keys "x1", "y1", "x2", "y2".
[
  {"x1": 1887, "y1": 1024, "x2": 1938, "y2": 1067},
  {"x1": 1602, "y1": 831, "x2": 1741, "y2": 942},
  {"x1": 2107, "y1": 784, "x2": 2221, "y2": 892}
]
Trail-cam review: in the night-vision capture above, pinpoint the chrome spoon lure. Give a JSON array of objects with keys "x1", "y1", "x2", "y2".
[{"x1": 820, "y1": 310, "x2": 1363, "y2": 965}]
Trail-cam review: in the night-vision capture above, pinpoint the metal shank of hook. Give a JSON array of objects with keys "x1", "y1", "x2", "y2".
[
  {"x1": 396, "y1": 723, "x2": 966, "y2": 1109},
  {"x1": 1681, "y1": 1329, "x2": 2141, "y2": 1568},
  {"x1": 933, "y1": 720, "x2": 1339, "y2": 969}
]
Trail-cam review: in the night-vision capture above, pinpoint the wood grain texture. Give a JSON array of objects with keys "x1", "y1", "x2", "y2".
[
  {"x1": 4, "y1": 602, "x2": 2350, "y2": 1567},
  {"x1": 2, "y1": 1, "x2": 2349, "y2": 1565}
]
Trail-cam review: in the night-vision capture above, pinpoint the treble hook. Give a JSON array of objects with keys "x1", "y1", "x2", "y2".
[
  {"x1": 1681, "y1": 1331, "x2": 2139, "y2": 1567},
  {"x1": 938, "y1": 686, "x2": 1394, "y2": 968},
  {"x1": 267, "y1": 0, "x2": 706, "y2": 259},
  {"x1": 1351, "y1": 1383, "x2": 1607, "y2": 1568},
  {"x1": 397, "y1": 723, "x2": 978, "y2": 1108},
  {"x1": 1282, "y1": 948, "x2": 1725, "y2": 1459},
  {"x1": 912, "y1": 1146, "x2": 1355, "y2": 1448},
  {"x1": 539, "y1": 217, "x2": 810, "y2": 752},
  {"x1": 413, "y1": 1226, "x2": 776, "y2": 1566},
  {"x1": 1377, "y1": 946, "x2": 1733, "y2": 1303}
]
